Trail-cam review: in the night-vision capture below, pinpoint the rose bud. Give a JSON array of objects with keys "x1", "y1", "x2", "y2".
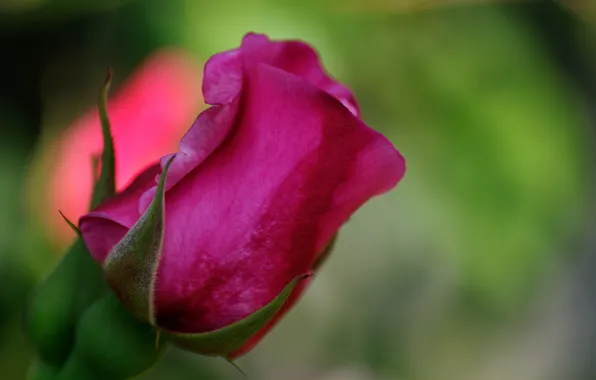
[
  {"x1": 79, "y1": 33, "x2": 406, "y2": 358},
  {"x1": 27, "y1": 49, "x2": 202, "y2": 248}
]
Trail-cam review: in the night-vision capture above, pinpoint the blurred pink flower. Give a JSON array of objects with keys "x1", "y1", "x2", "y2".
[{"x1": 43, "y1": 49, "x2": 203, "y2": 246}]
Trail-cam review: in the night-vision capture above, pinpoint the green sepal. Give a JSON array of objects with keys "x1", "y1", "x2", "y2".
[
  {"x1": 165, "y1": 274, "x2": 308, "y2": 357},
  {"x1": 312, "y1": 233, "x2": 338, "y2": 272},
  {"x1": 90, "y1": 67, "x2": 116, "y2": 209},
  {"x1": 58, "y1": 211, "x2": 81, "y2": 237},
  {"x1": 224, "y1": 357, "x2": 247, "y2": 377},
  {"x1": 103, "y1": 156, "x2": 175, "y2": 325}
]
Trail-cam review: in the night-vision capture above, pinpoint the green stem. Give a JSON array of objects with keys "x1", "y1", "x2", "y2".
[
  {"x1": 24, "y1": 239, "x2": 107, "y2": 365},
  {"x1": 56, "y1": 292, "x2": 166, "y2": 380}
]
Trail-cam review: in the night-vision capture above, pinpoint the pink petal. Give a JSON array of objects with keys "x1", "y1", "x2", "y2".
[
  {"x1": 229, "y1": 274, "x2": 313, "y2": 358},
  {"x1": 241, "y1": 33, "x2": 359, "y2": 116},
  {"x1": 153, "y1": 64, "x2": 404, "y2": 333},
  {"x1": 202, "y1": 49, "x2": 243, "y2": 105},
  {"x1": 153, "y1": 33, "x2": 360, "y2": 197},
  {"x1": 155, "y1": 50, "x2": 243, "y2": 196},
  {"x1": 79, "y1": 163, "x2": 161, "y2": 263}
]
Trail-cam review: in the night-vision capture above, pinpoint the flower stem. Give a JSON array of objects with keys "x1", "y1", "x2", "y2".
[
  {"x1": 56, "y1": 291, "x2": 166, "y2": 380},
  {"x1": 24, "y1": 239, "x2": 107, "y2": 366}
]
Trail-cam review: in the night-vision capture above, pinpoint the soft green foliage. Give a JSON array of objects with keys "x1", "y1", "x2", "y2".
[
  {"x1": 28, "y1": 359, "x2": 60, "y2": 380},
  {"x1": 0, "y1": 0, "x2": 133, "y2": 29},
  {"x1": 387, "y1": 8, "x2": 585, "y2": 313}
]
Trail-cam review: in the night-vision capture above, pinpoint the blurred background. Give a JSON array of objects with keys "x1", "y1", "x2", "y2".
[{"x1": 1, "y1": 0, "x2": 595, "y2": 379}]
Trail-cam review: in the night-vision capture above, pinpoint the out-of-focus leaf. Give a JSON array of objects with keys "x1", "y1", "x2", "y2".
[{"x1": 0, "y1": 0, "x2": 133, "y2": 29}]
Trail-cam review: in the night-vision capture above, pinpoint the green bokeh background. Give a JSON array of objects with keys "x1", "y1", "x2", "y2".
[{"x1": 1, "y1": 0, "x2": 595, "y2": 379}]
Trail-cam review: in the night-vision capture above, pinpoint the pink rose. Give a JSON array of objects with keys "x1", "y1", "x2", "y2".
[
  {"x1": 30, "y1": 49, "x2": 202, "y2": 247},
  {"x1": 80, "y1": 33, "x2": 405, "y2": 357}
]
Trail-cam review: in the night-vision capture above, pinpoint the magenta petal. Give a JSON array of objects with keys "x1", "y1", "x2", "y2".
[
  {"x1": 153, "y1": 51, "x2": 243, "y2": 196},
  {"x1": 153, "y1": 64, "x2": 404, "y2": 333},
  {"x1": 156, "y1": 100, "x2": 239, "y2": 196},
  {"x1": 150, "y1": 33, "x2": 360, "y2": 201},
  {"x1": 241, "y1": 33, "x2": 360, "y2": 116},
  {"x1": 202, "y1": 49, "x2": 243, "y2": 105},
  {"x1": 78, "y1": 218, "x2": 128, "y2": 264},
  {"x1": 79, "y1": 163, "x2": 161, "y2": 263},
  {"x1": 229, "y1": 274, "x2": 312, "y2": 358}
]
